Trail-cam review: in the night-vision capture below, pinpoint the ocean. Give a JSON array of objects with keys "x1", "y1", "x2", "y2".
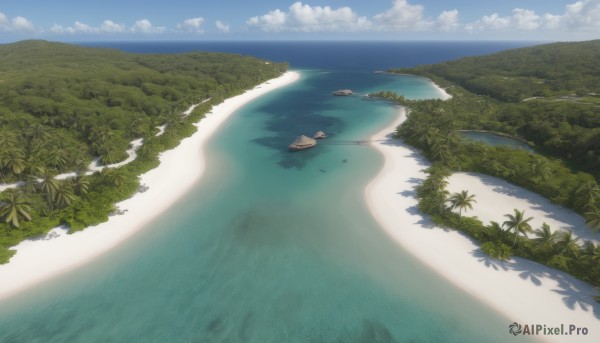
[{"x1": 0, "y1": 41, "x2": 540, "y2": 342}]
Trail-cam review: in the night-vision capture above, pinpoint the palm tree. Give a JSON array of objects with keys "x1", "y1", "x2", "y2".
[
  {"x1": 24, "y1": 124, "x2": 51, "y2": 141},
  {"x1": 430, "y1": 140, "x2": 452, "y2": 161},
  {"x1": 0, "y1": 189, "x2": 32, "y2": 228},
  {"x1": 0, "y1": 131, "x2": 18, "y2": 150},
  {"x1": 502, "y1": 209, "x2": 534, "y2": 247},
  {"x1": 102, "y1": 170, "x2": 126, "y2": 187},
  {"x1": 488, "y1": 221, "x2": 506, "y2": 241},
  {"x1": 556, "y1": 231, "x2": 580, "y2": 257},
  {"x1": 53, "y1": 182, "x2": 77, "y2": 208},
  {"x1": 38, "y1": 173, "x2": 60, "y2": 207},
  {"x1": 574, "y1": 181, "x2": 600, "y2": 210},
  {"x1": 584, "y1": 206, "x2": 600, "y2": 233},
  {"x1": 70, "y1": 175, "x2": 91, "y2": 196},
  {"x1": 532, "y1": 223, "x2": 559, "y2": 253},
  {"x1": 46, "y1": 148, "x2": 68, "y2": 170},
  {"x1": 581, "y1": 241, "x2": 600, "y2": 265},
  {"x1": 2, "y1": 150, "x2": 27, "y2": 176},
  {"x1": 447, "y1": 190, "x2": 477, "y2": 221},
  {"x1": 529, "y1": 157, "x2": 553, "y2": 182},
  {"x1": 415, "y1": 124, "x2": 440, "y2": 145},
  {"x1": 128, "y1": 116, "x2": 151, "y2": 138}
]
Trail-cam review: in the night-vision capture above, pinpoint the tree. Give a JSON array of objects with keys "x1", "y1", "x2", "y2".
[
  {"x1": 24, "y1": 123, "x2": 51, "y2": 141},
  {"x1": 38, "y1": 173, "x2": 60, "y2": 207},
  {"x1": 53, "y1": 182, "x2": 77, "y2": 208},
  {"x1": 45, "y1": 148, "x2": 68, "y2": 170},
  {"x1": 529, "y1": 156, "x2": 553, "y2": 182},
  {"x1": 502, "y1": 209, "x2": 534, "y2": 247},
  {"x1": 574, "y1": 181, "x2": 600, "y2": 210},
  {"x1": 0, "y1": 131, "x2": 18, "y2": 150},
  {"x1": 70, "y1": 175, "x2": 91, "y2": 196},
  {"x1": 488, "y1": 221, "x2": 506, "y2": 241},
  {"x1": 127, "y1": 116, "x2": 151, "y2": 138},
  {"x1": 447, "y1": 190, "x2": 477, "y2": 221},
  {"x1": 102, "y1": 169, "x2": 126, "y2": 187},
  {"x1": 0, "y1": 189, "x2": 32, "y2": 228},
  {"x1": 556, "y1": 231, "x2": 580, "y2": 257},
  {"x1": 2, "y1": 150, "x2": 27, "y2": 176},
  {"x1": 532, "y1": 223, "x2": 559, "y2": 253},
  {"x1": 584, "y1": 206, "x2": 600, "y2": 233}
]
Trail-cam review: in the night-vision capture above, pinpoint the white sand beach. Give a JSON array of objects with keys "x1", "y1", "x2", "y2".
[
  {"x1": 0, "y1": 71, "x2": 300, "y2": 301},
  {"x1": 447, "y1": 172, "x2": 600, "y2": 244},
  {"x1": 366, "y1": 106, "x2": 600, "y2": 342},
  {"x1": 429, "y1": 81, "x2": 452, "y2": 100}
]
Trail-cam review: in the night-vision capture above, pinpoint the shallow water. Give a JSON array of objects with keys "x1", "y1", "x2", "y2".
[
  {"x1": 0, "y1": 70, "x2": 535, "y2": 342},
  {"x1": 460, "y1": 131, "x2": 533, "y2": 152}
]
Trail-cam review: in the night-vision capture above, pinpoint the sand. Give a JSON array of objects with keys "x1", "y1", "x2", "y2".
[
  {"x1": 447, "y1": 172, "x2": 600, "y2": 244},
  {"x1": 365, "y1": 106, "x2": 600, "y2": 342},
  {"x1": 0, "y1": 71, "x2": 300, "y2": 301}
]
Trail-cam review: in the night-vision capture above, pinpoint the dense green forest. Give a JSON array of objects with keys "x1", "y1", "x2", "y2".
[
  {"x1": 391, "y1": 40, "x2": 600, "y2": 178},
  {"x1": 376, "y1": 39, "x2": 600, "y2": 294},
  {"x1": 0, "y1": 40, "x2": 287, "y2": 262}
]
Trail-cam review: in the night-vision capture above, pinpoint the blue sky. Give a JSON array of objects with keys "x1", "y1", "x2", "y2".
[{"x1": 1, "y1": 0, "x2": 599, "y2": 42}]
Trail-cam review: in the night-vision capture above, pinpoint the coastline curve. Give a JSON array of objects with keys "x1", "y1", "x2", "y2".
[
  {"x1": 0, "y1": 71, "x2": 300, "y2": 301},
  {"x1": 365, "y1": 105, "x2": 600, "y2": 342}
]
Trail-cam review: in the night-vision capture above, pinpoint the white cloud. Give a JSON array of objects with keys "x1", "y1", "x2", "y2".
[
  {"x1": 247, "y1": 1, "x2": 370, "y2": 32},
  {"x1": 512, "y1": 9, "x2": 540, "y2": 30},
  {"x1": 372, "y1": 0, "x2": 432, "y2": 31},
  {"x1": 50, "y1": 19, "x2": 165, "y2": 35},
  {"x1": 541, "y1": 13, "x2": 563, "y2": 29},
  {"x1": 467, "y1": 0, "x2": 600, "y2": 33},
  {"x1": 100, "y1": 20, "x2": 126, "y2": 33},
  {"x1": 562, "y1": 0, "x2": 600, "y2": 29},
  {"x1": 247, "y1": 9, "x2": 286, "y2": 31},
  {"x1": 466, "y1": 13, "x2": 511, "y2": 31},
  {"x1": 177, "y1": 17, "x2": 205, "y2": 33},
  {"x1": 215, "y1": 20, "x2": 230, "y2": 33},
  {"x1": 49, "y1": 21, "x2": 97, "y2": 34},
  {"x1": 132, "y1": 19, "x2": 166, "y2": 34},
  {"x1": 10, "y1": 16, "x2": 35, "y2": 32},
  {"x1": 0, "y1": 12, "x2": 37, "y2": 32},
  {"x1": 437, "y1": 10, "x2": 459, "y2": 32},
  {"x1": 73, "y1": 21, "x2": 97, "y2": 33}
]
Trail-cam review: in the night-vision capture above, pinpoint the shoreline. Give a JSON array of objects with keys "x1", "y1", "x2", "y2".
[
  {"x1": 0, "y1": 71, "x2": 300, "y2": 301},
  {"x1": 428, "y1": 80, "x2": 452, "y2": 100},
  {"x1": 365, "y1": 106, "x2": 599, "y2": 342}
]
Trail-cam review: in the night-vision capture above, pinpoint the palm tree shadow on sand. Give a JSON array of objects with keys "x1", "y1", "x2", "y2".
[
  {"x1": 471, "y1": 249, "x2": 600, "y2": 319},
  {"x1": 471, "y1": 249, "x2": 510, "y2": 272},
  {"x1": 552, "y1": 275, "x2": 600, "y2": 319}
]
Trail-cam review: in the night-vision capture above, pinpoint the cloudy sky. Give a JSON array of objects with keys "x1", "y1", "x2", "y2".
[{"x1": 1, "y1": 0, "x2": 599, "y2": 42}]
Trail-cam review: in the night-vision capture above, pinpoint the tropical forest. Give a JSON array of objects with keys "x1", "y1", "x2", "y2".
[
  {"x1": 0, "y1": 40, "x2": 286, "y2": 263},
  {"x1": 373, "y1": 39, "x2": 600, "y2": 294}
]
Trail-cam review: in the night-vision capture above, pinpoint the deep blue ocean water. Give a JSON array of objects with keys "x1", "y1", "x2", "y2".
[{"x1": 0, "y1": 41, "x2": 542, "y2": 342}]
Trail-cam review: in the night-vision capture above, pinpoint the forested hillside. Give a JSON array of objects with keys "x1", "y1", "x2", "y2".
[
  {"x1": 380, "y1": 40, "x2": 600, "y2": 292},
  {"x1": 391, "y1": 40, "x2": 600, "y2": 180},
  {"x1": 0, "y1": 40, "x2": 287, "y2": 261},
  {"x1": 396, "y1": 40, "x2": 600, "y2": 102}
]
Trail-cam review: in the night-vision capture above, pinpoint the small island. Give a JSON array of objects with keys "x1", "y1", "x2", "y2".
[
  {"x1": 332, "y1": 89, "x2": 353, "y2": 96},
  {"x1": 289, "y1": 135, "x2": 317, "y2": 150},
  {"x1": 313, "y1": 131, "x2": 327, "y2": 139}
]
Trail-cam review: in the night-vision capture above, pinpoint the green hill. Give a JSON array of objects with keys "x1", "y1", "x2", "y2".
[
  {"x1": 392, "y1": 40, "x2": 600, "y2": 180},
  {"x1": 0, "y1": 40, "x2": 287, "y2": 261},
  {"x1": 395, "y1": 40, "x2": 600, "y2": 102},
  {"x1": 385, "y1": 40, "x2": 600, "y2": 292}
]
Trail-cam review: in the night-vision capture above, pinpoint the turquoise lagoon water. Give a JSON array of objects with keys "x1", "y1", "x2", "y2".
[
  {"x1": 460, "y1": 131, "x2": 533, "y2": 152},
  {"x1": 0, "y1": 71, "x2": 534, "y2": 342}
]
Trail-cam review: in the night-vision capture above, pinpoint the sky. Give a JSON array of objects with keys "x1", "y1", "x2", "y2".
[{"x1": 1, "y1": 0, "x2": 599, "y2": 42}]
